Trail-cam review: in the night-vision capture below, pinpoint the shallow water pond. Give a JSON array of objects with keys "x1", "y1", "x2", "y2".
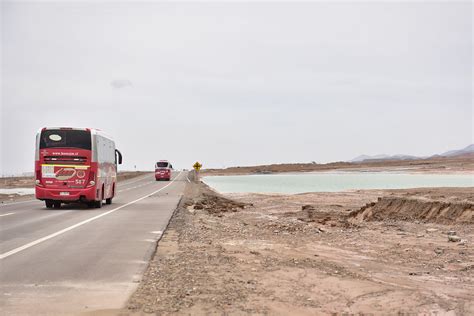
[{"x1": 203, "y1": 172, "x2": 474, "y2": 194}]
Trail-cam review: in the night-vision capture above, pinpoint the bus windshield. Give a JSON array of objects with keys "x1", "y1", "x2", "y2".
[{"x1": 40, "y1": 129, "x2": 91, "y2": 150}]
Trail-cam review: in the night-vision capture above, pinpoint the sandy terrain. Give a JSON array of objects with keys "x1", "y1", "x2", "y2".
[
  {"x1": 127, "y1": 182, "x2": 473, "y2": 315},
  {"x1": 203, "y1": 155, "x2": 474, "y2": 176}
]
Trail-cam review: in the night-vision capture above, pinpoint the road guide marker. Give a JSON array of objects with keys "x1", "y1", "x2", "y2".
[{"x1": 193, "y1": 162, "x2": 202, "y2": 181}]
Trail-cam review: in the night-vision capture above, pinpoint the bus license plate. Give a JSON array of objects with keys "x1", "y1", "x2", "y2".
[{"x1": 60, "y1": 192, "x2": 70, "y2": 196}]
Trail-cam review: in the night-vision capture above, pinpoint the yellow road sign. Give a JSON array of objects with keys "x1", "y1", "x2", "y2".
[{"x1": 193, "y1": 162, "x2": 202, "y2": 171}]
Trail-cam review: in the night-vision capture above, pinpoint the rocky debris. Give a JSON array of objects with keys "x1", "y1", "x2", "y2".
[
  {"x1": 409, "y1": 271, "x2": 422, "y2": 276},
  {"x1": 461, "y1": 264, "x2": 474, "y2": 271},
  {"x1": 262, "y1": 220, "x2": 322, "y2": 235},
  {"x1": 434, "y1": 248, "x2": 444, "y2": 255},
  {"x1": 193, "y1": 193, "x2": 248, "y2": 215},
  {"x1": 279, "y1": 204, "x2": 342, "y2": 227},
  {"x1": 447, "y1": 230, "x2": 463, "y2": 243},
  {"x1": 448, "y1": 235, "x2": 462, "y2": 242},
  {"x1": 193, "y1": 204, "x2": 204, "y2": 210}
]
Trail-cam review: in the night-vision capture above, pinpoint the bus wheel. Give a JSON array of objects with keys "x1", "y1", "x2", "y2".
[
  {"x1": 53, "y1": 201, "x2": 61, "y2": 209},
  {"x1": 94, "y1": 199, "x2": 102, "y2": 208},
  {"x1": 106, "y1": 185, "x2": 114, "y2": 205},
  {"x1": 45, "y1": 200, "x2": 54, "y2": 208},
  {"x1": 95, "y1": 186, "x2": 104, "y2": 208}
]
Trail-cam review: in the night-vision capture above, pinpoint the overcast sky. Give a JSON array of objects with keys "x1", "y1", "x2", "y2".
[{"x1": 1, "y1": 1, "x2": 472, "y2": 175}]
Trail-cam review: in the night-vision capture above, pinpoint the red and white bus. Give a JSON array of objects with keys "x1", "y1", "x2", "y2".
[
  {"x1": 35, "y1": 127, "x2": 122, "y2": 209},
  {"x1": 155, "y1": 160, "x2": 172, "y2": 181}
]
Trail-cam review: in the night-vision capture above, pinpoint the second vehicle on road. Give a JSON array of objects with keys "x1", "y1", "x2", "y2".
[{"x1": 155, "y1": 160, "x2": 172, "y2": 181}]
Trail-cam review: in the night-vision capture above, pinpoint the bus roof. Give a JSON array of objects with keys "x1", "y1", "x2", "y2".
[{"x1": 37, "y1": 127, "x2": 114, "y2": 141}]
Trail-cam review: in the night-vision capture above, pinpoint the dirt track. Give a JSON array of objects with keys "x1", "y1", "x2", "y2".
[{"x1": 127, "y1": 183, "x2": 474, "y2": 315}]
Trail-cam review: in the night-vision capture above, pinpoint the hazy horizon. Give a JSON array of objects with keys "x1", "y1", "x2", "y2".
[{"x1": 1, "y1": 1, "x2": 472, "y2": 175}]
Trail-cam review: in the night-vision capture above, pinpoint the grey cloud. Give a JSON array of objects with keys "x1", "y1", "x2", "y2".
[
  {"x1": 111, "y1": 79, "x2": 133, "y2": 89},
  {"x1": 1, "y1": 2, "x2": 472, "y2": 175}
]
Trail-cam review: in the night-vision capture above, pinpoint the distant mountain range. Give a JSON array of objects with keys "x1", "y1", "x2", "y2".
[
  {"x1": 438, "y1": 144, "x2": 474, "y2": 157},
  {"x1": 351, "y1": 144, "x2": 474, "y2": 163}
]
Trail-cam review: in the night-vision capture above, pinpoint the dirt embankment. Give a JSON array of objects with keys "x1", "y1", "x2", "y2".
[
  {"x1": 202, "y1": 155, "x2": 474, "y2": 176},
  {"x1": 349, "y1": 196, "x2": 474, "y2": 224},
  {"x1": 0, "y1": 176, "x2": 34, "y2": 189},
  {"x1": 127, "y1": 183, "x2": 474, "y2": 315}
]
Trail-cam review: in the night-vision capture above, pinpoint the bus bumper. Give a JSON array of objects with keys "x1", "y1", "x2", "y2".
[
  {"x1": 35, "y1": 186, "x2": 97, "y2": 202},
  {"x1": 155, "y1": 170, "x2": 171, "y2": 180}
]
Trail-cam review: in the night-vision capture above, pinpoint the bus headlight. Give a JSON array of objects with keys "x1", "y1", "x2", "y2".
[
  {"x1": 89, "y1": 181, "x2": 95, "y2": 186},
  {"x1": 35, "y1": 179, "x2": 41, "y2": 185}
]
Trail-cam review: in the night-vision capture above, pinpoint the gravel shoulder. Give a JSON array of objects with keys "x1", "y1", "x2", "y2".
[{"x1": 126, "y1": 182, "x2": 474, "y2": 315}]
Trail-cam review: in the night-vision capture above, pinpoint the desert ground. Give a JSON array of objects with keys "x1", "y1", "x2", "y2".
[{"x1": 127, "y1": 180, "x2": 473, "y2": 315}]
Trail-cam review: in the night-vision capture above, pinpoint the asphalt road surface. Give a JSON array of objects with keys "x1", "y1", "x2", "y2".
[{"x1": 0, "y1": 171, "x2": 188, "y2": 315}]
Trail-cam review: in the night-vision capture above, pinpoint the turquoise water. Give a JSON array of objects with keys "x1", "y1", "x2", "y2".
[{"x1": 203, "y1": 172, "x2": 474, "y2": 194}]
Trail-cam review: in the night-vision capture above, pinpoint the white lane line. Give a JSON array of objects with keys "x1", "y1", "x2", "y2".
[
  {"x1": 186, "y1": 176, "x2": 191, "y2": 183},
  {"x1": 118, "y1": 173, "x2": 180, "y2": 193},
  {"x1": 0, "y1": 171, "x2": 183, "y2": 260},
  {"x1": 118, "y1": 174, "x2": 152, "y2": 187},
  {"x1": 118, "y1": 181, "x2": 154, "y2": 193},
  {"x1": 0, "y1": 213, "x2": 15, "y2": 217}
]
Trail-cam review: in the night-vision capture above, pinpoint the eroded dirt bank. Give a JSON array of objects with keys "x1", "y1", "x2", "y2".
[{"x1": 127, "y1": 183, "x2": 474, "y2": 315}]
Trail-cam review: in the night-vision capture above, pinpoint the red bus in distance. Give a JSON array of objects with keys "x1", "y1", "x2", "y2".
[{"x1": 155, "y1": 160, "x2": 172, "y2": 181}]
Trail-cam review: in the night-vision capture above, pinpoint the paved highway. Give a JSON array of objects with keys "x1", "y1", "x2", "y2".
[{"x1": 0, "y1": 171, "x2": 188, "y2": 315}]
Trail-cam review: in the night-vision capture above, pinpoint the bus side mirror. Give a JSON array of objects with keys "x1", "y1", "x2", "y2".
[{"x1": 115, "y1": 149, "x2": 123, "y2": 165}]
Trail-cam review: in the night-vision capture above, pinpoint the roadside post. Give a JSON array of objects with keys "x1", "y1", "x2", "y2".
[{"x1": 193, "y1": 162, "x2": 202, "y2": 181}]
